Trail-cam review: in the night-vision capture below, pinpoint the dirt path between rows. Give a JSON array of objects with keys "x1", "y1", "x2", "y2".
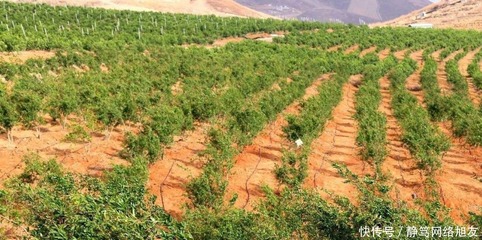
[
  {"x1": 436, "y1": 121, "x2": 482, "y2": 224},
  {"x1": 406, "y1": 50, "x2": 426, "y2": 107},
  {"x1": 378, "y1": 48, "x2": 391, "y2": 60},
  {"x1": 394, "y1": 49, "x2": 407, "y2": 61},
  {"x1": 183, "y1": 32, "x2": 285, "y2": 49},
  {"x1": 458, "y1": 47, "x2": 481, "y2": 106},
  {"x1": 0, "y1": 50, "x2": 55, "y2": 64},
  {"x1": 433, "y1": 49, "x2": 463, "y2": 95},
  {"x1": 224, "y1": 73, "x2": 332, "y2": 210},
  {"x1": 344, "y1": 45, "x2": 359, "y2": 55},
  {"x1": 328, "y1": 45, "x2": 341, "y2": 52},
  {"x1": 360, "y1": 46, "x2": 377, "y2": 58},
  {"x1": 379, "y1": 76, "x2": 426, "y2": 207},
  {"x1": 147, "y1": 122, "x2": 210, "y2": 218},
  {"x1": 0, "y1": 117, "x2": 132, "y2": 187},
  {"x1": 304, "y1": 74, "x2": 369, "y2": 204}
]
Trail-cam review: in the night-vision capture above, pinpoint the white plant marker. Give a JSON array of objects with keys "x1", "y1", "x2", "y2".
[{"x1": 295, "y1": 139, "x2": 303, "y2": 148}]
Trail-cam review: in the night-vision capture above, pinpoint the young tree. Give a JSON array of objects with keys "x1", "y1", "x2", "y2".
[
  {"x1": 96, "y1": 99, "x2": 123, "y2": 140},
  {"x1": 11, "y1": 89, "x2": 41, "y2": 137},
  {"x1": 0, "y1": 96, "x2": 17, "y2": 143},
  {"x1": 48, "y1": 85, "x2": 78, "y2": 129}
]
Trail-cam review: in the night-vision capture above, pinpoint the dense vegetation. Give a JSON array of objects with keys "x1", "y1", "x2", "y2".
[{"x1": 0, "y1": 1, "x2": 481, "y2": 239}]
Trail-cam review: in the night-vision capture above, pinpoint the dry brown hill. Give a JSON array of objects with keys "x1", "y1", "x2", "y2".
[
  {"x1": 373, "y1": 0, "x2": 482, "y2": 30},
  {"x1": 6, "y1": 0, "x2": 273, "y2": 18}
]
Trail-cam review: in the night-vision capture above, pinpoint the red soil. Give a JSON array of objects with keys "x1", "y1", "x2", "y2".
[
  {"x1": 379, "y1": 76, "x2": 426, "y2": 206},
  {"x1": 433, "y1": 49, "x2": 463, "y2": 96},
  {"x1": 0, "y1": 50, "x2": 55, "y2": 64},
  {"x1": 224, "y1": 73, "x2": 332, "y2": 210},
  {"x1": 458, "y1": 48, "x2": 482, "y2": 106},
  {"x1": 405, "y1": 50, "x2": 426, "y2": 106},
  {"x1": 245, "y1": 31, "x2": 285, "y2": 40},
  {"x1": 394, "y1": 49, "x2": 408, "y2": 61},
  {"x1": 212, "y1": 37, "x2": 245, "y2": 47},
  {"x1": 377, "y1": 48, "x2": 391, "y2": 60},
  {"x1": 304, "y1": 75, "x2": 370, "y2": 203},
  {"x1": 327, "y1": 45, "x2": 341, "y2": 52},
  {"x1": 344, "y1": 45, "x2": 360, "y2": 55},
  {"x1": 182, "y1": 37, "x2": 245, "y2": 49},
  {"x1": 436, "y1": 121, "x2": 482, "y2": 224},
  {"x1": 360, "y1": 46, "x2": 377, "y2": 58},
  {"x1": 183, "y1": 32, "x2": 284, "y2": 49},
  {"x1": 146, "y1": 122, "x2": 210, "y2": 218},
  {"x1": 432, "y1": 49, "x2": 443, "y2": 62},
  {"x1": 0, "y1": 116, "x2": 131, "y2": 186}
]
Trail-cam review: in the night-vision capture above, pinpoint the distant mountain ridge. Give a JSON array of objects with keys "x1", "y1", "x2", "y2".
[{"x1": 235, "y1": 0, "x2": 431, "y2": 24}]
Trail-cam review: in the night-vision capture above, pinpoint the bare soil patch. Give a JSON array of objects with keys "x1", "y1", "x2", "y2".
[
  {"x1": 436, "y1": 121, "x2": 482, "y2": 224},
  {"x1": 394, "y1": 49, "x2": 408, "y2": 61},
  {"x1": 327, "y1": 45, "x2": 341, "y2": 52},
  {"x1": 433, "y1": 49, "x2": 463, "y2": 96},
  {"x1": 377, "y1": 48, "x2": 391, "y2": 60},
  {"x1": 0, "y1": 117, "x2": 132, "y2": 187},
  {"x1": 360, "y1": 46, "x2": 377, "y2": 58},
  {"x1": 344, "y1": 45, "x2": 359, "y2": 55},
  {"x1": 405, "y1": 50, "x2": 426, "y2": 106},
  {"x1": 0, "y1": 50, "x2": 55, "y2": 64},
  {"x1": 147, "y1": 122, "x2": 210, "y2": 218}
]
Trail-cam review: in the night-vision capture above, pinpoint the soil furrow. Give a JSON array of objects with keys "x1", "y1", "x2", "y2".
[
  {"x1": 378, "y1": 48, "x2": 391, "y2": 60},
  {"x1": 406, "y1": 50, "x2": 426, "y2": 106},
  {"x1": 328, "y1": 45, "x2": 341, "y2": 52},
  {"x1": 433, "y1": 49, "x2": 463, "y2": 95},
  {"x1": 344, "y1": 44, "x2": 359, "y2": 54},
  {"x1": 305, "y1": 75, "x2": 370, "y2": 203},
  {"x1": 458, "y1": 47, "x2": 482, "y2": 106},
  {"x1": 224, "y1": 74, "x2": 332, "y2": 210},
  {"x1": 0, "y1": 119, "x2": 131, "y2": 187},
  {"x1": 394, "y1": 49, "x2": 407, "y2": 61},
  {"x1": 147, "y1": 122, "x2": 210, "y2": 218},
  {"x1": 435, "y1": 121, "x2": 482, "y2": 223},
  {"x1": 360, "y1": 46, "x2": 377, "y2": 57},
  {"x1": 379, "y1": 76, "x2": 426, "y2": 205}
]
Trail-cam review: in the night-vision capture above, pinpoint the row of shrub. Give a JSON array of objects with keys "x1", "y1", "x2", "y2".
[
  {"x1": 354, "y1": 55, "x2": 397, "y2": 176},
  {"x1": 421, "y1": 50, "x2": 482, "y2": 145},
  {"x1": 388, "y1": 58, "x2": 450, "y2": 172}
]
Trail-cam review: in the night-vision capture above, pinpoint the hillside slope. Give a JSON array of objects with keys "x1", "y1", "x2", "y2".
[
  {"x1": 6, "y1": 0, "x2": 272, "y2": 18},
  {"x1": 373, "y1": 0, "x2": 482, "y2": 30},
  {"x1": 235, "y1": 0, "x2": 430, "y2": 24}
]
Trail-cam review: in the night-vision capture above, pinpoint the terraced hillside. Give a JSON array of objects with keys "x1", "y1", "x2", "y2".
[{"x1": 0, "y1": 2, "x2": 481, "y2": 239}]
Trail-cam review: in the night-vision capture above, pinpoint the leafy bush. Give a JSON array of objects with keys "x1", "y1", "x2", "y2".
[
  {"x1": 63, "y1": 125, "x2": 91, "y2": 143},
  {"x1": 1, "y1": 155, "x2": 191, "y2": 239}
]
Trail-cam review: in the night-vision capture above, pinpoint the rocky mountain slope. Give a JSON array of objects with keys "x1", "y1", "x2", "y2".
[
  {"x1": 235, "y1": 0, "x2": 431, "y2": 24},
  {"x1": 373, "y1": 0, "x2": 482, "y2": 30}
]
